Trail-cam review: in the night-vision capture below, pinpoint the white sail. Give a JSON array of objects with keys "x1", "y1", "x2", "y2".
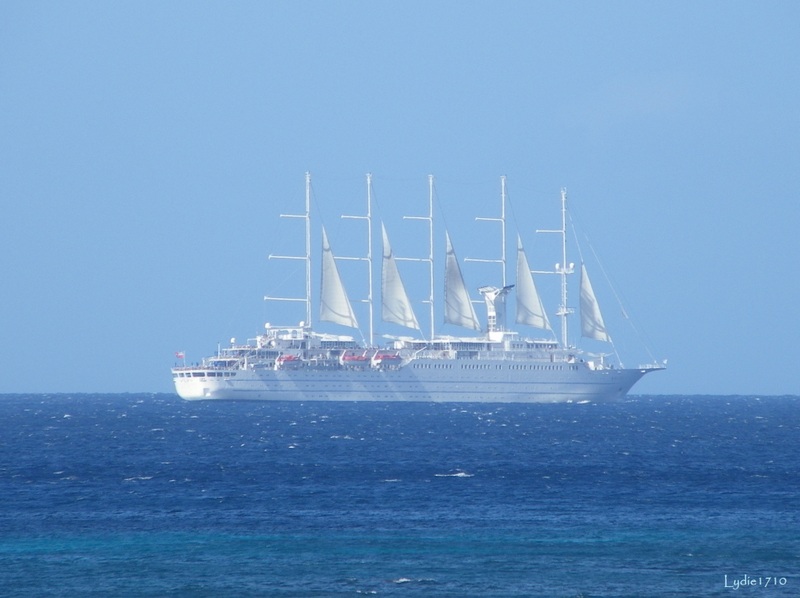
[
  {"x1": 580, "y1": 262, "x2": 610, "y2": 342},
  {"x1": 381, "y1": 223, "x2": 420, "y2": 330},
  {"x1": 444, "y1": 231, "x2": 481, "y2": 331},
  {"x1": 515, "y1": 235, "x2": 551, "y2": 331},
  {"x1": 320, "y1": 226, "x2": 359, "y2": 329}
]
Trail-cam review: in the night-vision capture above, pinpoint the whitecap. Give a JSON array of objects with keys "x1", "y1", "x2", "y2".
[
  {"x1": 391, "y1": 578, "x2": 437, "y2": 585},
  {"x1": 434, "y1": 471, "x2": 473, "y2": 478}
]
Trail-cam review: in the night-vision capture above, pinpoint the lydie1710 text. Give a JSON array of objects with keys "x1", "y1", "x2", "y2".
[{"x1": 724, "y1": 575, "x2": 788, "y2": 590}]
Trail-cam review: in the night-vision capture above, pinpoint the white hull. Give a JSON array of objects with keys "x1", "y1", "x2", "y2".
[{"x1": 173, "y1": 359, "x2": 654, "y2": 403}]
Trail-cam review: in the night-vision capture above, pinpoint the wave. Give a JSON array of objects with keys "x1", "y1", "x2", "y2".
[{"x1": 434, "y1": 470, "x2": 473, "y2": 478}]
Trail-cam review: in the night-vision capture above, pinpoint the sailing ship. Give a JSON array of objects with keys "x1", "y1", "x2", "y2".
[{"x1": 172, "y1": 174, "x2": 664, "y2": 402}]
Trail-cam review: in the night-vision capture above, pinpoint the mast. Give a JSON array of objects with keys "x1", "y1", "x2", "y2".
[
  {"x1": 536, "y1": 188, "x2": 574, "y2": 348},
  {"x1": 265, "y1": 171, "x2": 313, "y2": 327},
  {"x1": 400, "y1": 175, "x2": 435, "y2": 339},
  {"x1": 340, "y1": 173, "x2": 374, "y2": 345},
  {"x1": 304, "y1": 172, "x2": 312, "y2": 325},
  {"x1": 467, "y1": 174, "x2": 508, "y2": 285},
  {"x1": 557, "y1": 188, "x2": 573, "y2": 348}
]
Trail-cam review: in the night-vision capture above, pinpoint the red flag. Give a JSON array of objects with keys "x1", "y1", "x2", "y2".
[{"x1": 175, "y1": 351, "x2": 185, "y2": 359}]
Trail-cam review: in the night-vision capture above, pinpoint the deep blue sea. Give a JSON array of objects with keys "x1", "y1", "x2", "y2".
[{"x1": 0, "y1": 394, "x2": 797, "y2": 597}]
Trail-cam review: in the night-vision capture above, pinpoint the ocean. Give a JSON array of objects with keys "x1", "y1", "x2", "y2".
[{"x1": 0, "y1": 394, "x2": 796, "y2": 597}]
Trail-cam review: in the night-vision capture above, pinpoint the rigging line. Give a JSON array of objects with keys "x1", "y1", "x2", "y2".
[
  {"x1": 433, "y1": 177, "x2": 483, "y2": 315},
  {"x1": 566, "y1": 202, "x2": 620, "y2": 316},
  {"x1": 433, "y1": 177, "x2": 476, "y2": 258},
  {"x1": 568, "y1": 208, "x2": 659, "y2": 363},
  {"x1": 566, "y1": 209, "x2": 623, "y2": 363},
  {"x1": 364, "y1": 176, "x2": 392, "y2": 343},
  {"x1": 497, "y1": 179, "x2": 535, "y2": 252},
  {"x1": 369, "y1": 176, "x2": 384, "y2": 221},
  {"x1": 506, "y1": 182, "x2": 550, "y2": 257},
  {"x1": 432, "y1": 176, "x2": 476, "y2": 238},
  {"x1": 567, "y1": 210, "x2": 587, "y2": 264},
  {"x1": 267, "y1": 269, "x2": 306, "y2": 295},
  {"x1": 505, "y1": 184, "x2": 559, "y2": 342},
  {"x1": 429, "y1": 176, "x2": 480, "y2": 326},
  {"x1": 504, "y1": 180, "x2": 525, "y2": 244},
  {"x1": 307, "y1": 175, "x2": 327, "y2": 234},
  {"x1": 430, "y1": 176, "x2": 448, "y2": 232},
  {"x1": 370, "y1": 177, "x2": 428, "y2": 338}
]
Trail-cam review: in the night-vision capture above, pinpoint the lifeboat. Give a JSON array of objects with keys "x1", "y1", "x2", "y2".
[
  {"x1": 340, "y1": 351, "x2": 371, "y2": 367},
  {"x1": 276, "y1": 354, "x2": 302, "y2": 369},
  {"x1": 371, "y1": 351, "x2": 402, "y2": 369}
]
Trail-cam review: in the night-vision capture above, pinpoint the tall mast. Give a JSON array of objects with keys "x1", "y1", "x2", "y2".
[
  {"x1": 500, "y1": 175, "x2": 507, "y2": 286},
  {"x1": 400, "y1": 174, "x2": 435, "y2": 340},
  {"x1": 536, "y1": 188, "x2": 574, "y2": 348},
  {"x1": 466, "y1": 175, "x2": 507, "y2": 286},
  {"x1": 341, "y1": 173, "x2": 374, "y2": 345},
  {"x1": 305, "y1": 172, "x2": 312, "y2": 325},
  {"x1": 265, "y1": 171, "x2": 312, "y2": 327},
  {"x1": 555, "y1": 188, "x2": 573, "y2": 348}
]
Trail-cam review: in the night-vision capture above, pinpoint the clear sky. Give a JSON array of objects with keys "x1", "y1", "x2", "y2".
[{"x1": 2, "y1": 2, "x2": 798, "y2": 395}]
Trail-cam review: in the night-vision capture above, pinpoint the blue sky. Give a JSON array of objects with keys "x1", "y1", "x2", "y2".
[{"x1": 1, "y1": 2, "x2": 798, "y2": 395}]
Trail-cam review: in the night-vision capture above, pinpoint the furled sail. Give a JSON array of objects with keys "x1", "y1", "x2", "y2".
[
  {"x1": 444, "y1": 231, "x2": 481, "y2": 331},
  {"x1": 515, "y1": 235, "x2": 551, "y2": 330},
  {"x1": 579, "y1": 263, "x2": 610, "y2": 342},
  {"x1": 381, "y1": 223, "x2": 420, "y2": 330},
  {"x1": 320, "y1": 226, "x2": 359, "y2": 329}
]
